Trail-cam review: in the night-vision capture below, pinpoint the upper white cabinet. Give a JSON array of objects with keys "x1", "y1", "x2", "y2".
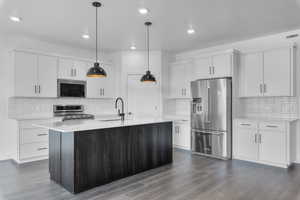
[
  {"x1": 87, "y1": 62, "x2": 115, "y2": 99},
  {"x1": 58, "y1": 58, "x2": 88, "y2": 80},
  {"x1": 211, "y1": 53, "x2": 232, "y2": 78},
  {"x1": 168, "y1": 60, "x2": 192, "y2": 98},
  {"x1": 239, "y1": 52, "x2": 264, "y2": 97},
  {"x1": 263, "y1": 48, "x2": 292, "y2": 96},
  {"x1": 191, "y1": 52, "x2": 234, "y2": 81},
  {"x1": 239, "y1": 46, "x2": 295, "y2": 97},
  {"x1": 14, "y1": 51, "x2": 58, "y2": 98},
  {"x1": 37, "y1": 55, "x2": 58, "y2": 97},
  {"x1": 191, "y1": 57, "x2": 211, "y2": 80},
  {"x1": 15, "y1": 51, "x2": 38, "y2": 97},
  {"x1": 168, "y1": 50, "x2": 236, "y2": 99}
]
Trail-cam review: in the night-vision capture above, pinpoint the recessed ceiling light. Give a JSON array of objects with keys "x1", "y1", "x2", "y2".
[
  {"x1": 138, "y1": 8, "x2": 149, "y2": 15},
  {"x1": 130, "y1": 45, "x2": 136, "y2": 50},
  {"x1": 82, "y1": 34, "x2": 90, "y2": 39},
  {"x1": 9, "y1": 16, "x2": 22, "y2": 22},
  {"x1": 187, "y1": 28, "x2": 195, "y2": 35}
]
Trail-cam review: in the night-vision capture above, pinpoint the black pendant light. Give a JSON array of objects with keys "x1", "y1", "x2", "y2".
[
  {"x1": 141, "y1": 22, "x2": 156, "y2": 83},
  {"x1": 87, "y1": 1, "x2": 107, "y2": 78}
]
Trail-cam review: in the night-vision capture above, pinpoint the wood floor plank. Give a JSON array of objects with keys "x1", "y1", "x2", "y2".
[{"x1": 0, "y1": 150, "x2": 300, "y2": 200}]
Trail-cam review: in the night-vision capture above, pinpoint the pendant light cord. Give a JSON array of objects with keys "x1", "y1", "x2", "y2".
[
  {"x1": 147, "y1": 24, "x2": 150, "y2": 71},
  {"x1": 96, "y1": 5, "x2": 98, "y2": 62}
]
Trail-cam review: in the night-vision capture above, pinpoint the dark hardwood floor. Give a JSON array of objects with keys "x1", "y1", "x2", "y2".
[{"x1": 1, "y1": 150, "x2": 300, "y2": 200}]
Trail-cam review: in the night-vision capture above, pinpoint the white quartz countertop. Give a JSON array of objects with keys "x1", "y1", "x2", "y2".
[
  {"x1": 163, "y1": 114, "x2": 190, "y2": 121},
  {"x1": 235, "y1": 117, "x2": 298, "y2": 122},
  {"x1": 33, "y1": 118, "x2": 173, "y2": 132}
]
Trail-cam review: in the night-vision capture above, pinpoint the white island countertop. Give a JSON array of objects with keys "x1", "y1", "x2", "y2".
[{"x1": 33, "y1": 118, "x2": 173, "y2": 133}]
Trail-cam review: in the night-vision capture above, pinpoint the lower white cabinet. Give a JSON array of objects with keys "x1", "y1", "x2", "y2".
[
  {"x1": 173, "y1": 120, "x2": 190, "y2": 150},
  {"x1": 236, "y1": 127, "x2": 259, "y2": 161},
  {"x1": 15, "y1": 119, "x2": 59, "y2": 163},
  {"x1": 233, "y1": 119, "x2": 296, "y2": 168}
]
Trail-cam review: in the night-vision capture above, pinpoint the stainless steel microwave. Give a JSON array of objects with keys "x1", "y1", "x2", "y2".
[{"x1": 57, "y1": 79, "x2": 86, "y2": 98}]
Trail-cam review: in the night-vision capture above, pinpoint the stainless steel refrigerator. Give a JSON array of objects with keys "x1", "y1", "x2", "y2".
[{"x1": 191, "y1": 77, "x2": 232, "y2": 160}]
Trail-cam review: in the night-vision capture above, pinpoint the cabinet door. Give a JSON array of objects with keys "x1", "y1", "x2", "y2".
[
  {"x1": 73, "y1": 60, "x2": 88, "y2": 80},
  {"x1": 236, "y1": 128, "x2": 259, "y2": 161},
  {"x1": 102, "y1": 63, "x2": 115, "y2": 98},
  {"x1": 211, "y1": 53, "x2": 232, "y2": 78},
  {"x1": 58, "y1": 58, "x2": 74, "y2": 79},
  {"x1": 192, "y1": 57, "x2": 210, "y2": 80},
  {"x1": 169, "y1": 63, "x2": 185, "y2": 98},
  {"x1": 259, "y1": 130, "x2": 286, "y2": 164},
  {"x1": 263, "y1": 48, "x2": 292, "y2": 96},
  {"x1": 239, "y1": 52, "x2": 263, "y2": 97},
  {"x1": 87, "y1": 78, "x2": 103, "y2": 98},
  {"x1": 15, "y1": 51, "x2": 38, "y2": 97},
  {"x1": 183, "y1": 62, "x2": 193, "y2": 98},
  {"x1": 87, "y1": 63, "x2": 114, "y2": 99},
  {"x1": 179, "y1": 122, "x2": 191, "y2": 149},
  {"x1": 37, "y1": 55, "x2": 58, "y2": 97}
]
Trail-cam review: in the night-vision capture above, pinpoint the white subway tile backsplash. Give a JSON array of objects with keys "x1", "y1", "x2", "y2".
[
  {"x1": 8, "y1": 97, "x2": 115, "y2": 118},
  {"x1": 239, "y1": 97, "x2": 298, "y2": 119}
]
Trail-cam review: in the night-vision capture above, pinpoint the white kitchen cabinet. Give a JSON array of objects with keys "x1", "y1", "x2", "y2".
[
  {"x1": 173, "y1": 120, "x2": 190, "y2": 150},
  {"x1": 263, "y1": 48, "x2": 292, "y2": 96},
  {"x1": 191, "y1": 52, "x2": 234, "y2": 80},
  {"x1": 87, "y1": 62, "x2": 115, "y2": 98},
  {"x1": 233, "y1": 119, "x2": 295, "y2": 168},
  {"x1": 235, "y1": 125, "x2": 259, "y2": 161},
  {"x1": 239, "y1": 46, "x2": 295, "y2": 97},
  {"x1": 102, "y1": 63, "x2": 115, "y2": 98},
  {"x1": 15, "y1": 51, "x2": 38, "y2": 97},
  {"x1": 37, "y1": 55, "x2": 58, "y2": 97},
  {"x1": 14, "y1": 119, "x2": 60, "y2": 164},
  {"x1": 168, "y1": 61, "x2": 192, "y2": 98},
  {"x1": 14, "y1": 51, "x2": 58, "y2": 98},
  {"x1": 58, "y1": 58, "x2": 88, "y2": 80},
  {"x1": 211, "y1": 53, "x2": 232, "y2": 78},
  {"x1": 239, "y1": 52, "x2": 263, "y2": 97},
  {"x1": 192, "y1": 57, "x2": 211, "y2": 80},
  {"x1": 259, "y1": 130, "x2": 286, "y2": 165}
]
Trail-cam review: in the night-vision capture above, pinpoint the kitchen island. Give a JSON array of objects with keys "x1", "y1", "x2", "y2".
[{"x1": 35, "y1": 118, "x2": 173, "y2": 194}]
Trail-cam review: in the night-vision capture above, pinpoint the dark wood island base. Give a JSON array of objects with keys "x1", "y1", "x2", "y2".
[{"x1": 49, "y1": 122, "x2": 173, "y2": 194}]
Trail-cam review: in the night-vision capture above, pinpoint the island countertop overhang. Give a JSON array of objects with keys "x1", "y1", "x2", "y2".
[{"x1": 33, "y1": 118, "x2": 173, "y2": 132}]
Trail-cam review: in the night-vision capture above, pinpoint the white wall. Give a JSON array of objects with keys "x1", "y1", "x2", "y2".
[
  {"x1": 0, "y1": 33, "x2": 111, "y2": 160},
  {"x1": 172, "y1": 29, "x2": 300, "y2": 162}
]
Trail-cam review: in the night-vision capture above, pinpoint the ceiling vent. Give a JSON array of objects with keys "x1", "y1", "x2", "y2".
[{"x1": 286, "y1": 34, "x2": 299, "y2": 39}]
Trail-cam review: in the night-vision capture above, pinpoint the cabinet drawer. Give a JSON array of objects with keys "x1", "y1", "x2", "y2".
[
  {"x1": 236, "y1": 120, "x2": 257, "y2": 129},
  {"x1": 21, "y1": 128, "x2": 48, "y2": 144},
  {"x1": 20, "y1": 142, "x2": 49, "y2": 160},
  {"x1": 259, "y1": 122, "x2": 285, "y2": 132},
  {"x1": 19, "y1": 119, "x2": 59, "y2": 129}
]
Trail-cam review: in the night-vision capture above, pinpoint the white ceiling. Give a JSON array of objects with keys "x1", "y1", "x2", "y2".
[{"x1": 1, "y1": 0, "x2": 300, "y2": 52}]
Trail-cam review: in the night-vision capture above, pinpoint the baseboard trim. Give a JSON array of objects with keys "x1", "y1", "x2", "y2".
[{"x1": 174, "y1": 147, "x2": 191, "y2": 153}]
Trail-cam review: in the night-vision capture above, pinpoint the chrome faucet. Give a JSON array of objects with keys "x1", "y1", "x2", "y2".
[{"x1": 115, "y1": 97, "x2": 125, "y2": 121}]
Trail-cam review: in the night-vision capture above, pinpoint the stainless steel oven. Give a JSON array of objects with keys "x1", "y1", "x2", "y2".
[{"x1": 57, "y1": 79, "x2": 86, "y2": 98}]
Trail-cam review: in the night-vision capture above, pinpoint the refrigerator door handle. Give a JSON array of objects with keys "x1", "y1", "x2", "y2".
[
  {"x1": 192, "y1": 129, "x2": 224, "y2": 135},
  {"x1": 206, "y1": 84, "x2": 210, "y2": 123}
]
